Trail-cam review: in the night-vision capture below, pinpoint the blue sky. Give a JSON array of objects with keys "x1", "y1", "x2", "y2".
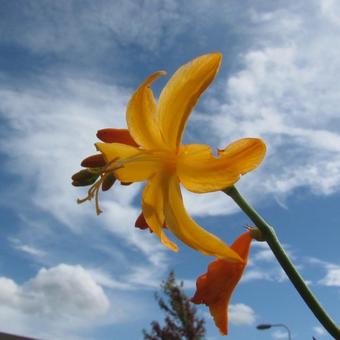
[{"x1": 0, "y1": 1, "x2": 339, "y2": 339}]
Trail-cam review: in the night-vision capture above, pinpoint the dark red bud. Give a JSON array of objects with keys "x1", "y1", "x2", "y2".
[
  {"x1": 81, "y1": 154, "x2": 106, "y2": 168},
  {"x1": 97, "y1": 128, "x2": 138, "y2": 146},
  {"x1": 101, "y1": 173, "x2": 116, "y2": 191}
]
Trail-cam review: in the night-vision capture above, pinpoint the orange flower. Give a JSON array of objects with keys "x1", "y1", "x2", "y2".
[
  {"x1": 74, "y1": 53, "x2": 265, "y2": 262},
  {"x1": 191, "y1": 231, "x2": 253, "y2": 335}
]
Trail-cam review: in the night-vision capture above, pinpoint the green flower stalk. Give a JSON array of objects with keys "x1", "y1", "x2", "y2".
[{"x1": 224, "y1": 186, "x2": 340, "y2": 339}]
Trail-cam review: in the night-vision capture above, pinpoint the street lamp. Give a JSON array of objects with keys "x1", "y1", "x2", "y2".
[{"x1": 256, "y1": 323, "x2": 292, "y2": 340}]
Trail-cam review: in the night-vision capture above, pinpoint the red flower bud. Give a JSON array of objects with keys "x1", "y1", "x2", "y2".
[{"x1": 97, "y1": 128, "x2": 138, "y2": 146}]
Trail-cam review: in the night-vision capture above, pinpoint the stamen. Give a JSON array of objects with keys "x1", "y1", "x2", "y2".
[
  {"x1": 101, "y1": 173, "x2": 116, "y2": 191},
  {"x1": 76, "y1": 157, "x2": 121, "y2": 215},
  {"x1": 95, "y1": 181, "x2": 102, "y2": 215},
  {"x1": 81, "y1": 154, "x2": 106, "y2": 168}
]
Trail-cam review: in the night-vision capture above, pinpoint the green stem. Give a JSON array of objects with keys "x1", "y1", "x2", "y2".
[{"x1": 224, "y1": 186, "x2": 340, "y2": 339}]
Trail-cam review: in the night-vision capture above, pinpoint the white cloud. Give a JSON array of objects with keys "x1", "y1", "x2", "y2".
[
  {"x1": 313, "y1": 325, "x2": 326, "y2": 336},
  {"x1": 0, "y1": 0, "x2": 189, "y2": 55},
  {"x1": 0, "y1": 72, "x2": 173, "y2": 302},
  {"x1": 306, "y1": 257, "x2": 340, "y2": 287},
  {"x1": 319, "y1": 267, "x2": 340, "y2": 287},
  {"x1": 228, "y1": 303, "x2": 256, "y2": 326},
  {"x1": 182, "y1": 188, "x2": 238, "y2": 217},
  {"x1": 9, "y1": 238, "x2": 46, "y2": 257},
  {"x1": 26, "y1": 264, "x2": 110, "y2": 319},
  {"x1": 252, "y1": 247, "x2": 276, "y2": 263},
  {"x1": 0, "y1": 264, "x2": 110, "y2": 338},
  {"x1": 242, "y1": 268, "x2": 287, "y2": 283},
  {"x1": 0, "y1": 74, "x2": 130, "y2": 229},
  {"x1": 242, "y1": 241, "x2": 288, "y2": 283},
  {"x1": 0, "y1": 74, "x2": 151, "y2": 232},
  {"x1": 272, "y1": 329, "x2": 289, "y2": 339},
  {"x1": 207, "y1": 0, "x2": 340, "y2": 199}
]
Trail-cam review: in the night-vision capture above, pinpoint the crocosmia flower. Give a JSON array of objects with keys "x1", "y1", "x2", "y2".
[
  {"x1": 73, "y1": 53, "x2": 265, "y2": 263},
  {"x1": 191, "y1": 231, "x2": 253, "y2": 335}
]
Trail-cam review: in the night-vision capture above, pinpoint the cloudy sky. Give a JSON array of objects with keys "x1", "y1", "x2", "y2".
[{"x1": 0, "y1": 1, "x2": 339, "y2": 339}]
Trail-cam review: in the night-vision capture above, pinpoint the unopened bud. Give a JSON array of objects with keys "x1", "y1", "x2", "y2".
[
  {"x1": 97, "y1": 128, "x2": 138, "y2": 146},
  {"x1": 81, "y1": 154, "x2": 106, "y2": 168},
  {"x1": 101, "y1": 173, "x2": 116, "y2": 191}
]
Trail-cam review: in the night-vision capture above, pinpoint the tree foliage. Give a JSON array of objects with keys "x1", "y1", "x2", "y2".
[{"x1": 143, "y1": 271, "x2": 206, "y2": 340}]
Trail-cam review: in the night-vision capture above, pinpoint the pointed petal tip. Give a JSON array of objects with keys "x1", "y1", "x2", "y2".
[
  {"x1": 219, "y1": 328, "x2": 227, "y2": 336},
  {"x1": 142, "y1": 70, "x2": 167, "y2": 87},
  {"x1": 161, "y1": 234, "x2": 179, "y2": 253},
  {"x1": 211, "y1": 51, "x2": 223, "y2": 61},
  {"x1": 158, "y1": 52, "x2": 223, "y2": 149},
  {"x1": 200, "y1": 51, "x2": 222, "y2": 60},
  {"x1": 204, "y1": 52, "x2": 223, "y2": 68}
]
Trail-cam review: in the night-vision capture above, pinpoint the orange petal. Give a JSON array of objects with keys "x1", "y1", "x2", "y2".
[
  {"x1": 126, "y1": 71, "x2": 167, "y2": 149},
  {"x1": 209, "y1": 300, "x2": 228, "y2": 336},
  {"x1": 191, "y1": 232, "x2": 253, "y2": 335},
  {"x1": 96, "y1": 142, "x2": 162, "y2": 182},
  {"x1": 97, "y1": 128, "x2": 138, "y2": 146},
  {"x1": 158, "y1": 53, "x2": 222, "y2": 150},
  {"x1": 164, "y1": 176, "x2": 242, "y2": 262},
  {"x1": 177, "y1": 144, "x2": 240, "y2": 193},
  {"x1": 142, "y1": 174, "x2": 178, "y2": 252},
  {"x1": 218, "y1": 138, "x2": 266, "y2": 175}
]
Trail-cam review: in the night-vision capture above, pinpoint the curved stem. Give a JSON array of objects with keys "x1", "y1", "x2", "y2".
[{"x1": 224, "y1": 186, "x2": 340, "y2": 339}]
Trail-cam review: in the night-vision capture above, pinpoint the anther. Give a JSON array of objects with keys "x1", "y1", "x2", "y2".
[
  {"x1": 71, "y1": 170, "x2": 99, "y2": 186},
  {"x1": 101, "y1": 173, "x2": 116, "y2": 191},
  {"x1": 81, "y1": 154, "x2": 106, "y2": 168}
]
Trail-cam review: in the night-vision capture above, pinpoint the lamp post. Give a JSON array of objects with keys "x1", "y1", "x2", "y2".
[{"x1": 256, "y1": 323, "x2": 292, "y2": 340}]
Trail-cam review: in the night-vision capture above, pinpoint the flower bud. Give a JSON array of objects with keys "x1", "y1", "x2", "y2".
[{"x1": 97, "y1": 128, "x2": 138, "y2": 146}]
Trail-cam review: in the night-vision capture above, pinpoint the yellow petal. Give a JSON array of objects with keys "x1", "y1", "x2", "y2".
[
  {"x1": 158, "y1": 53, "x2": 222, "y2": 150},
  {"x1": 142, "y1": 174, "x2": 178, "y2": 252},
  {"x1": 164, "y1": 176, "x2": 242, "y2": 262},
  {"x1": 126, "y1": 71, "x2": 167, "y2": 149},
  {"x1": 96, "y1": 142, "x2": 161, "y2": 182},
  {"x1": 177, "y1": 144, "x2": 240, "y2": 193},
  {"x1": 218, "y1": 138, "x2": 266, "y2": 175}
]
